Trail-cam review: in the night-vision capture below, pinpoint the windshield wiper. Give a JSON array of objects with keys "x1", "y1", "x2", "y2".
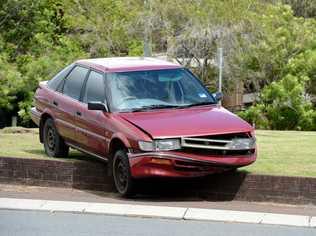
[
  {"x1": 177, "y1": 101, "x2": 216, "y2": 108},
  {"x1": 130, "y1": 104, "x2": 181, "y2": 112},
  {"x1": 125, "y1": 102, "x2": 215, "y2": 112}
]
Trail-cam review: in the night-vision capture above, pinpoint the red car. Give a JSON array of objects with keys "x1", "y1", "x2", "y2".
[{"x1": 31, "y1": 57, "x2": 256, "y2": 196}]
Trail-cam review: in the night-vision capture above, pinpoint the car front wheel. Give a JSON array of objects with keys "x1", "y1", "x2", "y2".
[
  {"x1": 112, "y1": 150, "x2": 135, "y2": 197},
  {"x1": 43, "y1": 118, "x2": 69, "y2": 158}
]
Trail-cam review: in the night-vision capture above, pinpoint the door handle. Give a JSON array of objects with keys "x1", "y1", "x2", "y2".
[
  {"x1": 76, "y1": 111, "x2": 82, "y2": 116},
  {"x1": 53, "y1": 100, "x2": 58, "y2": 106}
]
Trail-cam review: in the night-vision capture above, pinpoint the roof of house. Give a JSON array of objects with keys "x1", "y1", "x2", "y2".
[{"x1": 77, "y1": 57, "x2": 182, "y2": 73}]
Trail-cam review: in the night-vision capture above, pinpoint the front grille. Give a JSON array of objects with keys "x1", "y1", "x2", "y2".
[
  {"x1": 180, "y1": 132, "x2": 254, "y2": 156},
  {"x1": 190, "y1": 133, "x2": 250, "y2": 140},
  {"x1": 179, "y1": 147, "x2": 255, "y2": 156}
]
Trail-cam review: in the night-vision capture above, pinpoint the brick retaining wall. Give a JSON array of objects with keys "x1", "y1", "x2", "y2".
[
  {"x1": 0, "y1": 156, "x2": 315, "y2": 205},
  {"x1": 0, "y1": 156, "x2": 112, "y2": 191}
]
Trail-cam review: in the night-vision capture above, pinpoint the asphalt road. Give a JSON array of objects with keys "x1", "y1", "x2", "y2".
[{"x1": 1, "y1": 210, "x2": 315, "y2": 236}]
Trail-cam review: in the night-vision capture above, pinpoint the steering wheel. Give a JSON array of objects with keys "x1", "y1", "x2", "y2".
[{"x1": 116, "y1": 96, "x2": 137, "y2": 107}]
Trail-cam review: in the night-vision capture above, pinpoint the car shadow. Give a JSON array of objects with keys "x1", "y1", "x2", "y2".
[
  {"x1": 132, "y1": 171, "x2": 248, "y2": 202},
  {"x1": 82, "y1": 169, "x2": 249, "y2": 203}
]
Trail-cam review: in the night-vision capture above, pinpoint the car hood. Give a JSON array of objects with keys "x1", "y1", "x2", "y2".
[{"x1": 118, "y1": 106, "x2": 253, "y2": 139}]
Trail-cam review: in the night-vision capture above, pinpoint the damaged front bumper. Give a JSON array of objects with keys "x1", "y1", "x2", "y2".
[{"x1": 128, "y1": 150, "x2": 256, "y2": 178}]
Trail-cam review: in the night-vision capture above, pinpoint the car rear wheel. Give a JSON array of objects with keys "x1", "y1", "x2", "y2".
[
  {"x1": 43, "y1": 118, "x2": 69, "y2": 158},
  {"x1": 112, "y1": 150, "x2": 135, "y2": 197}
]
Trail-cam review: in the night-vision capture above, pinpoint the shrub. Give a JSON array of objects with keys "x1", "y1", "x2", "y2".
[{"x1": 239, "y1": 75, "x2": 316, "y2": 130}]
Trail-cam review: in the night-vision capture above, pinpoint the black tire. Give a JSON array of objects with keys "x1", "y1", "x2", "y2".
[
  {"x1": 43, "y1": 118, "x2": 69, "y2": 158},
  {"x1": 112, "y1": 150, "x2": 135, "y2": 197}
]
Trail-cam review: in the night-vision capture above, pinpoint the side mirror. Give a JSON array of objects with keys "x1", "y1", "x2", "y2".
[
  {"x1": 212, "y1": 92, "x2": 223, "y2": 102},
  {"x1": 88, "y1": 101, "x2": 108, "y2": 112}
]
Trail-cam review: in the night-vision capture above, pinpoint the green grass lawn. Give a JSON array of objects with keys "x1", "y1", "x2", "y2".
[
  {"x1": 0, "y1": 127, "x2": 315, "y2": 177},
  {"x1": 0, "y1": 127, "x2": 88, "y2": 162},
  {"x1": 242, "y1": 130, "x2": 316, "y2": 177}
]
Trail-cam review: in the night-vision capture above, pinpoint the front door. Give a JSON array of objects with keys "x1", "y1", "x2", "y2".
[{"x1": 75, "y1": 70, "x2": 108, "y2": 157}]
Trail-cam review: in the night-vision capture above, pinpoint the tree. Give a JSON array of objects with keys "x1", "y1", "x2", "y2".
[
  {"x1": 0, "y1": 0, "x2": 85, "y2": 125},
  {"x1": 237, "y1": 4, "x2": 316, "y2": 91},
  {"x1": 18, "y1": 35, "x2": 86, "y2": 125},
  {"x1": 62, "y1": 0, "x2": 139, "y2": 57},
  {"x1": 282, "y1": 0, "x2": 316, "y2": 18},
  {"x1": 0, "y1": 0, "x2": 66, "y2": 59},
  {"x1": 239, "y1": 74, "x2": 316, "y2": 130},
  {"x1": 285, "y1": 43, "x2": 316, "y2": 99},
  {"x1": 0, "y1": 0, "x2": 315, "y2": 128}
]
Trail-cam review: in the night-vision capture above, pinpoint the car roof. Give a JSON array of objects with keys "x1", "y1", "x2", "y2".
[{"x1": 76, "y1": 57, "x2": 182, "y2": 73}]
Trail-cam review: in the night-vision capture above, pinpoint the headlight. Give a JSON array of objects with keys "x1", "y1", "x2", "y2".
[
  {"x1": 138, "y1": 139, "x2": 181, "y2": 151},
  {"x1": 225, "y1": 137, "x2": 256, "y2": 150},
  {"x1": 138, "y1": 141, "x2": 154, "y2": 151},
  {"x1": 154, "y1": 139, "x2": 181, "y2": 151}
]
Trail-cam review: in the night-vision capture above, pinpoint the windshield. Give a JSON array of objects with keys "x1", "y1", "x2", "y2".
[{"x1": 107, "y1": 68, "x2": 215, "y2": 112}]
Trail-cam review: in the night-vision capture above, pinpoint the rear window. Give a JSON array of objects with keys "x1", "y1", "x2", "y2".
[{"x1": 47, "y1": 64, "x2": 74, "y2": 90}]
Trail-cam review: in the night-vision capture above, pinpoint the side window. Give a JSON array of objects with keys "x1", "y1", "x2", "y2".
[
  {"x1": 47, "y1": 64, "x2": 73, "y2": 90},
  {"x1": 83, "y1": 71, "x2": 105, "y2": 103},
  {"x1": 63, "y1": 66, "x2": 89, "y2": 100}
]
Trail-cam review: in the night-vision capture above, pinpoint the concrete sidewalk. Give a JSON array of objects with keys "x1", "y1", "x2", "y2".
[
  {"x1": 1, "y1": 184, "x2": 316, "y2": 216},
  {"x1": 1, "y1": 184, "x2": 316, "y2": 228},
  {"x1": 0, "y1": 197, "x2": 315, "y2": 228}
]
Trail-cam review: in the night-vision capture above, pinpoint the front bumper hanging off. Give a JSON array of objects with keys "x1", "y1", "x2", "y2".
[{"x1": 128, "y1": 150, "x2": 256, "y2": 178}]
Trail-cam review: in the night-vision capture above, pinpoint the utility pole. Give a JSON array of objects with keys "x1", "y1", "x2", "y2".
[
  {"x1": 143, "y1": 0, "x2": 152, "y2": 57},
  {"x1": 218, "y1": 47, "x2": 223, "y2": 105}
]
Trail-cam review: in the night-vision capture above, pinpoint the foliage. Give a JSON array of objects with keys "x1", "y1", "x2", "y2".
[
  {"x1": 157, "y1": 1, "x2": 268, "y2": 90},
  {"x1": 0, "y1": 53, "x2": 23, "y2": 111},
  {"x1": 18, "y1": 35, "x2": 86, "y2": 125},
  {"x1": 239, "y1": 74, "x2": 316, "y2": 130},
  {"x1": 238, "y1": 4, "x2": 316, "y2": 130},
  {"x1": 285, "y1": 44, "x2": 316, "y2": 97},
  {"x1": 0, "y1": 0, "x2": 86, "y2": 126},
  {"x1": 63, "y1": 0, "x2": 139, "y2": 57},
  {"x1": 239, "y1": 4, "x2": 316, "y2": 91},
  {"x1": 282, "y1": 0, "x2": 316, "y2": 18},
  {"x1": 0, "y1": 0, "x2": 66, "y2": 59},
  {"x1": 0, "y1": 0, "x2": 315, "y2": 129}
]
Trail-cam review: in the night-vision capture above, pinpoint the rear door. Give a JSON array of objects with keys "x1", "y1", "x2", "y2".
[
  {"x1": 75, "y1": 70, "x2": 108, "y2": 157},
  {"x1": 54, "y1": 65, "x2": 89, "y2": 143}
]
